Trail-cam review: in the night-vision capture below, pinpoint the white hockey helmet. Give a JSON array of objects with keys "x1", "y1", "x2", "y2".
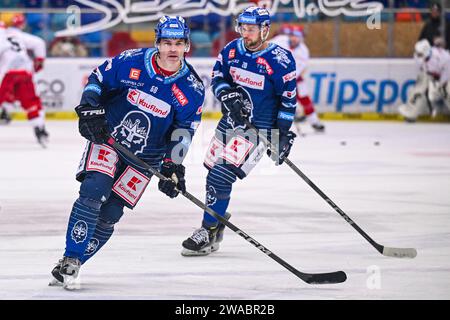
[{"x1": 414, "y1": 39, "x2": 431, "y2": 60}]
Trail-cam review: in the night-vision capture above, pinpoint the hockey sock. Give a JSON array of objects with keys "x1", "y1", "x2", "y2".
[
  {"x1": 202, "y1": 164, "x2": 236, "y2": 228},
  {"x1": 80, "y1": 197, "x2": 124, "y2": 264},
  {"x1": 298, "y1": 96, "x2": 315, "y2": 116},
  {"x1": 307, "y1": 112, "x2": 321, "y2": 125},
  {"x1": 64, "y1": 197, "x2": 100, "y2": 260},
  {"x1": 80, "y1": 218, "x2": 114, "y2": 264}
]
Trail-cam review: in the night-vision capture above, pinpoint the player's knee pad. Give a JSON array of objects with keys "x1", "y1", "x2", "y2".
[
  {"x1": 79, "y1": 171, "x2": 114, "y2": 205},
  {"x1": 98, "y1": 195, "x2": 125, "y2": 225},
  {"x1": 77, "y1": 195, "x2": 103, "y2": 211}
]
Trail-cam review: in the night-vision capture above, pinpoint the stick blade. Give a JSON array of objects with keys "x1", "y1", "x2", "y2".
[
  {"x1": 382, "y1": 247, "x2": 417, "y2": 258},
  {"x1": 300, "y1": 271, "x2": 347, "y2": 285}
]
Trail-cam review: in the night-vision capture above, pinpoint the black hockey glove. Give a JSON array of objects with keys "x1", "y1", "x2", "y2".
[
  {"x1": 218, "y1": 88, "x2": 249, "y2": 128},
  {"x1": 75, "y1": 104, "x2": 109, "y2": 144},
  {"x1": 158, "y1": 159, "x2": 186, "y2": 198},
  {"x1": 268, "y1": 130, "x2": 296, "y2": 166}
]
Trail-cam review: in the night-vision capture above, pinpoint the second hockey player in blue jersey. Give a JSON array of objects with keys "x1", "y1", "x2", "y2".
[
  {"x1": 182, "y1": 7, "x2": 298, "y2": 256},
  {"x1": 50, "y1": 16, "x2": 205, "y2": 289}
]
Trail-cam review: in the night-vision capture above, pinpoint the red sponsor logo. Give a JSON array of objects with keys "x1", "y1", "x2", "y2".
[
  {"x1": 228, "y1": 49, "x2": 235, "y2": 59},
  {"x1": 230, "y1": 139, "x2": 242, "y2": 153},
  {"x1": 256, "y1": 57, "x2": 273, "y2": 75},
  {"x1": 172, "y1": 83, "x2": 188, "y2": 106},
  {"x1": 283, "y1": 71, "x2": 296, "y2": 83},
  {"x1": 129, "y1": 68, "x2": 141, "y2": 80},
  {"x1": 196, "y1": 106, "x2": 202, "y2": 115},
  {"x1": 127, "y1": 89, "x2": 140, "y2": 104},
  {"x1": 138, "y1": 98, "x2": 169, "y2": 116},
  {"x1": 127, "y1": 176, "x2": 142, "y2": 191},
  {"x1": 210, "y1": 144, "x2": 219, "y2": 157},
  {"x1": 97, "y1": 149, "x2": 110, "y2": 162},
  {"x1": 230, "y1": 69, "x2": 264, "y2": 89}
]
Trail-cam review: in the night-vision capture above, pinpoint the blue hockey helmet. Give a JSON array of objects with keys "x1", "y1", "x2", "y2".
[
  {"x1": 235, "y1": 6, "x2": 271, "y2": 49},
  {"x1": 236, "y1": 6, "x2": 271, "y2": 28},
  {"x1": 155, "y1": 15, "x2": 190, "y2": 42}
]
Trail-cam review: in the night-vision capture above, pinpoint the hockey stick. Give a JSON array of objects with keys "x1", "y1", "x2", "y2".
[
  {"x1": 244, "y1": 120, "x2": 417, "y2": 259},
  {"x1": 107, "y1": 137, "x2": 346, "y2": 285}
]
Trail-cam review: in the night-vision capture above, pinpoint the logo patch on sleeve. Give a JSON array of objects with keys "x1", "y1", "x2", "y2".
[{"x1": 129, "y1": 68, "x2": 141, "y2": 80}]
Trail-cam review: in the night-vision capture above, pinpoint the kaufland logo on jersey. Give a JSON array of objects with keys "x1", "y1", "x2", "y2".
[
  {"x1": 230, "y1": 67, "x2": 265, "y2": 90},
  {"x1": 172, "y1": 83, "x2": 188, "y2": 106},
  {"x1": 127, "y1": 88, "x2": 170, "y2": 117}
]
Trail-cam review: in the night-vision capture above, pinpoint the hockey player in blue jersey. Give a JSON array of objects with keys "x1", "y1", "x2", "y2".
[
  {"x1": 49, "y1": 16, "x2": 205, "y2": 289},
  {"x1": 181, "y1": 7, "x2": 297, "y2": 256}
]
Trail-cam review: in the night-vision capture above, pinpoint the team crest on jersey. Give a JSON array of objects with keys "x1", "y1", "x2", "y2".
[
  {"x1": 71, "y1": 220, "x2": 88, "y2": 244},
  {"x1": 187, "y1": 74, "x2": 204, "y2": 94},
  {"x1": 85, "y1": 238, "x2": 99, "y2": 255},
  {"x1": 112, "y1": 111, "x2": 150, "y2": 155},
  {"x1": 206, "y1": 186, "x2": 217, "y2": 206},
  {"x1": 271, "y1": 47, "x2": 291, "y2": 68}
]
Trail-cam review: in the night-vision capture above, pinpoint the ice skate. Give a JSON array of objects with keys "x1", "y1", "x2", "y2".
[
  {"x1": 181, "y1": 227, "x2": 219, "y2": 256},
  {"x1": 210, "y1": 212, "x2": 231, "y2": 252},
  {"x1": 48, "y1": 258, "x2": 64, "y2": 286},
  {"x1": 60, "y1": 256, "x2": 81, "y2": 290},
  {"x1": 34, "y1": 126, "x2": 49, "y2": 148},
  {"x1": 311, "y1": 122, "x2": 325, "y2": 132},
  {"x1": 0, "y1": 108, "x2": 11, "y2": 125}
]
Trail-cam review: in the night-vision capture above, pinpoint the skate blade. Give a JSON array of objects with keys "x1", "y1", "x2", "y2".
[
  {"x1": 38, "y1": 140, "x2": 48, "y2": 149},
  {"x1": 62, "y1": 275, "x2": 81, "y2": 290},
  {"x1": 211, "y1": 243, "x2": 220, "y2": 252},
  {"x1": 48, "y1": 278, "x2": 63, "y2": 287},
  {"x1": 181, "y1": 246, "x2": 212, "y2": 256}
]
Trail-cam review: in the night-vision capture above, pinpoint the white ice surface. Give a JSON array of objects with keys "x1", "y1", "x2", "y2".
[{"x1": 0, "y1": 120, "x2": 449, "y2": 300}]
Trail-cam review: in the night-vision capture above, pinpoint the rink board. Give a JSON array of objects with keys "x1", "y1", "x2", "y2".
[{"x1": 7, "y1": 57, "x2": 420, "y2": 120}]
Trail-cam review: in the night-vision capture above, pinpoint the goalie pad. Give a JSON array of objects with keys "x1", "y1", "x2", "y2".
[{"x1": 399, "y1": 72, "x2": 431, "y2": 120}]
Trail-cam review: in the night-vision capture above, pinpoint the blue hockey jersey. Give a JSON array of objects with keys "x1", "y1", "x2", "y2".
[
  {"x1": 83, "y1": 48, "x2": 205, "y2": 164},
  {"x1": 211, "y1": 38, "x2": 297, "y2": 134}
]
